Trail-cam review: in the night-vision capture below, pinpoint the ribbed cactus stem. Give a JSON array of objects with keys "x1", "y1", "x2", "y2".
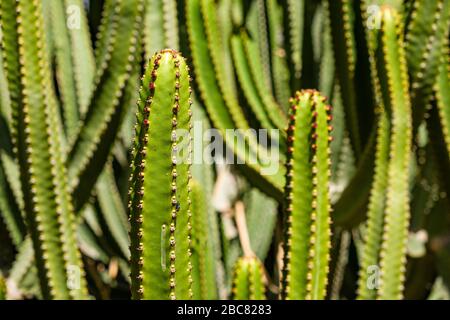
[
  {"x1": 375, "y1": 7, "x2": 412, "y2": 300},
  {"x1": 129, "y1": 49, "x2": 193, "y2": 300},
  {"x1": 405, "y1": 0, "x2": 450, "y2": 129},
  {"x1": 282, "y1": 90, "x2": 333, "y2": 300},
  {"x1": 357, "y1": 112, "x2": 390, "y2": 300},
  {"x1": 232, "y1": 256, "x2": 266, "y2": 300},
  {"x1": 1, "y1": 0, "x2": 87, "y2": 300},
  {"x1": 190, "y1": 180, "x2": 217, "y2": 300}
]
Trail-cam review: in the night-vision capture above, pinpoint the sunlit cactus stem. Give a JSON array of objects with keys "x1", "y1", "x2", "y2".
[
  {"x1": 282, "y1": 90, "x2": 333, "y2": 300},
  {"x1": 232, "y1": 256, "x2": 266, "y2": 300},
  {"x1": 375, "y1": 6, "x2": 412, "y2": 300},
  {"x1": 129, "y1": 49, "x2": 194, "y2": 300}
]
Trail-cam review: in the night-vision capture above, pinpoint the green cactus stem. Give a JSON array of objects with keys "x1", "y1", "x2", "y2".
[
  {"x1": 190, "y1": 180, "x2": 217, "y2": 300},
  {"x1": 326, "y1": 0, "x2": 361, "y2": 159},
  {"x1": 65, "y1": 0, "x2": 95, "y2": 116},
  {"x1": 281, "y1": 90, "x2": 333, "y2": 300},
  {"x1": 405, "y1": 0, "x2": 450, "y2": 129},
  {"x1": 267, "y1": 0, "x2": 291, "y2": 111},
  {"x1": 375, "y1": 7, "x2": 412, "y2": 300},
  {"x1": 0, "y1": 157, "x2": 25, "y2": 248},
  {"x1": 144, "y1": 0, "x2": 179, "y2": 61},
  {"x1": 129, "y1": 49, "x2": 193, "y2": 300},
  {"x1": 230, "y1": 31, "x2": 287, "y2": 134},
  {"x1": 284, "y1": 0, "x2": 305, "y2": 88},
  {"x1": 429, "y1": 48, "x2": 450, "y2": 198},
  {"x1": 49, "y1": 0, "x2": 80, "y2": 138},
  {"x1": 434, "y1": 54, "x2": 450, "y2": 161},
  {"x1": 1, "y1": 0, "x2": 88, "y2": 299},
  {"x1": 186, "y1": 0, "x2": 285, "y2": 201},
  {"x1": 232, "y1": 256, "x2": 266, "y2": 300},
  {"x1": 67, "y1": 0, "x2": 144, "y2": 211},
  {"x1": 357, "y1": 112, "x2": 390, "y2": 300}
]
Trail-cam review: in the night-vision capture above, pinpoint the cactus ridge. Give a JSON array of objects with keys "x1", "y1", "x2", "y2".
[
  {"x1": 282, "y1": 90, "x2": 332, "y2": 300},
  {"x1": 129, "y1": 49, "x2": 193, "y2": 300}
]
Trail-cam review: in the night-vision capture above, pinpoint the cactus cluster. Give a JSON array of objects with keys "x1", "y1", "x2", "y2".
[{"x1": 0, "y1": 0, "x2": 449, "y2": 301}]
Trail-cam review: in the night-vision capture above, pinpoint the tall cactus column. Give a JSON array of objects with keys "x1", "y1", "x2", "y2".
[
  {"x1": 375, "y1": 7, "x2": 412, "y2": 300},
  {"x1": 129, "y1": 50, "x2": 193, "y2": 300},
  {"x1": 281, "y1": 90, "x2": 333, "y2": 300},
  {"x1": 0, "y1": 0, "x2": 87, "y2": 299}
]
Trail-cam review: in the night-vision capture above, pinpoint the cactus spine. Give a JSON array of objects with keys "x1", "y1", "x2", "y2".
[
  {"x1": 282, "y1": 90, "x2": 333, "y2": 300},
  {"x1": 129, "y1": 49, "x2": 193, "y2": 300},
  {"x1": 232, "y1": 257, "x2": 266, "y2": 300}
]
